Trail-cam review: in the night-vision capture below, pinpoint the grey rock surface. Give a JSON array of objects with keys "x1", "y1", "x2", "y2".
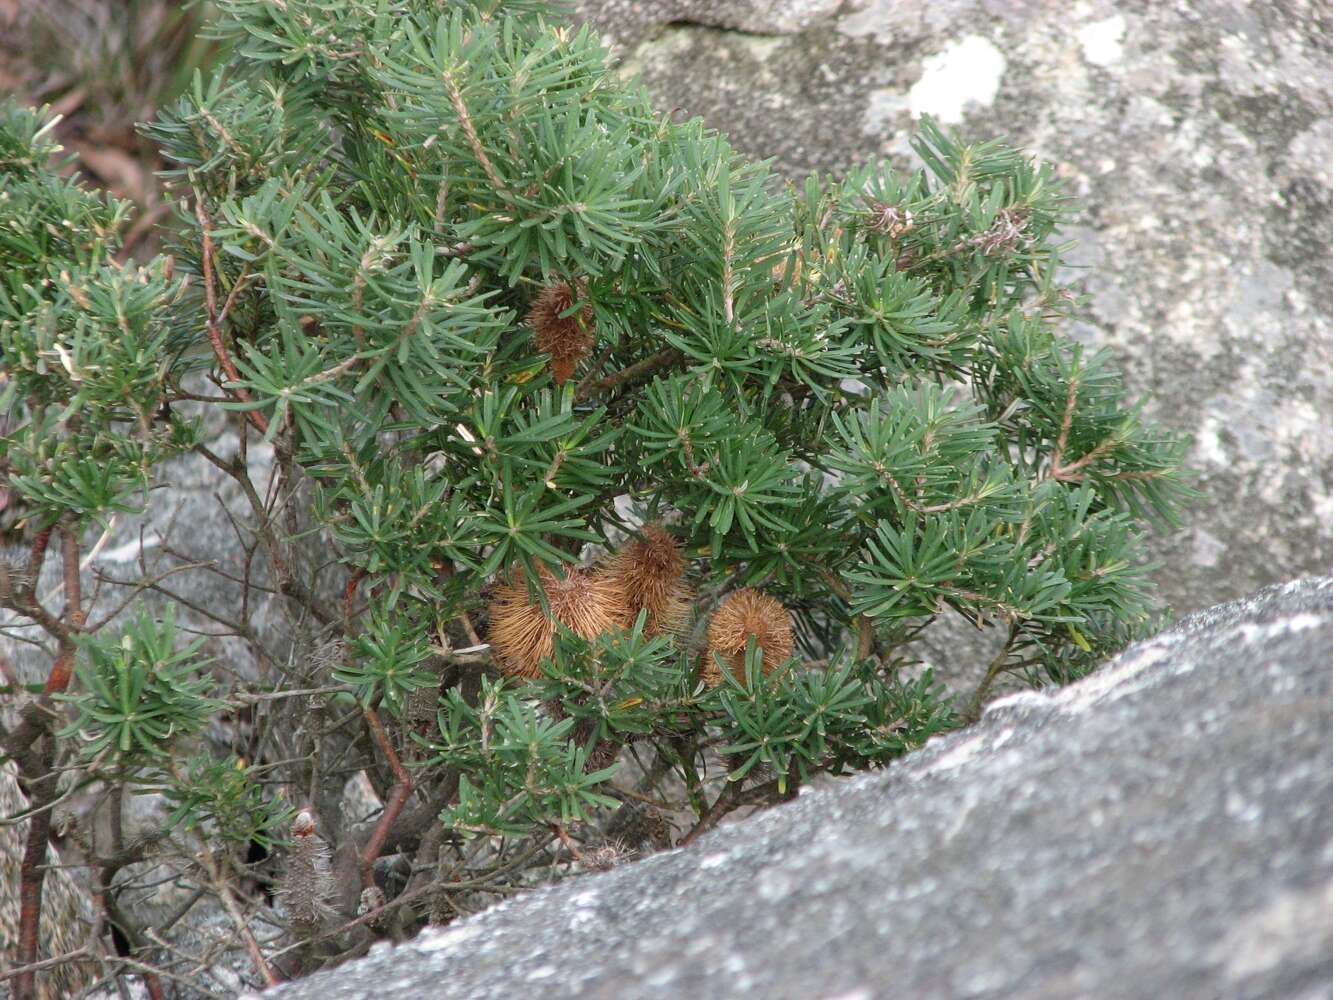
[
  {"x1": 261, "y1": 575, "x2": 1333, "y2": 1000},
  {"x1": 577, "y1": 0, "x2": 1333, "y2": 619}
]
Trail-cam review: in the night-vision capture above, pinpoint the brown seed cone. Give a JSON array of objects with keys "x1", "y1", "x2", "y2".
[
  {"x1": 703, "y1": 588, "x2": 794, "y2": 687},
  {"x1": 527, "y1": 279, "x2": 594, "y2": 385},
  {"x1": 602, "y1": 523, "x2": 693, "y2": 639},
  {"x1": 488, "y1": 564, "x2": 628, "y2": 679}
]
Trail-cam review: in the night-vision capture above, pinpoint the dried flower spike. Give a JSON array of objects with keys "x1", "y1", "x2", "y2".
[
  {"x1": 527, "y1": 279, "x2": 593, "y2": 385},
  {"x1": 602, "y1": 523, "x2": 693, "y2": 638},
  {"x1": 282, "y1": 809, "x2": 334, "y2": 937},
  {"x1": 704, "y1": 588, "x2": 794, "y2": 687},
  {"x1": 0, "y1": 548, "x2": 33, "y2": 597},
  {"x1": 488, "y1": 564, "x2": 628, "y2": 678}
]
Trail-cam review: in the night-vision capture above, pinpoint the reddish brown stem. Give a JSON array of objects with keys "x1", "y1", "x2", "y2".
[
  {"x1": 550, "y1": 823, "x2": 586, "y2": 862},
  {"x1": 443, "y1": 71, "x2": 506, "y2": 194},
  {"x1": 14, "y1": 776, "x2": 54, "y2": 1000},
  {"x1": 1050, "y1": 436, "x2": 1118, "y2": 482},
  {"x1": 25, "y1": 527, "x2": 52, "y2": 594},
  {"x1": 14, "y1": 523, "x2": 84, "y2": 999},
  {"x1": 358, "y1": 706, "x2": 413, "y2": 889},
  {"x1": 679, "y1": 777, "x2": 789, "y2": 848},
  {"x1": 194, "y1": 199, "x2": 268, "y2": 435},
  {"x1": 1046, "y1": 374, "x2": 1080, "y2": 480},
  {"x1": 40, "y1": 523, "x2": 82, "y2": 695},
  {"x1": 216, "y1": 263, "x2": 254, "y2": 329},
  {"x1": 344, "y1": 567, "x2": 366, "y2": 627},
  {"x1": 39, "y1": 648, "x2": 73, "y2": 701}
]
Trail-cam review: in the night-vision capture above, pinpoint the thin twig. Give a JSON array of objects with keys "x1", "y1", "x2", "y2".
[
  {"x1": 574, "y1": 347, "x2": 682, "y2": 403},
  {"x1": 678, "y1": 777, "x2": 783, "y2": 848},
  {"x1": 443, "y1": 72, "x2": 506, "y2": 193},
  {"x1": 0, "y1": 950, "x2": 95, "y2": 984},
  {"x1": 1047, "y1": 373, "x2": 1078, "y2": 478},
  {"x1": 190, "y1": 829, "x2": 282, "y2": 987},
  {"x1": 963, "y1": 624, "x2": 1020, "y2": 723},
  {"x1": 192, "y1": 443, "x2": 334, "y2": 625},
  {"x1": 268, "y1": 840, "x2": 555, "y2": 962},
  {"x1": 229, "y1": 685, "x2": 353, "y2": 706},
  {"x1": 550, "y1": 823, "x2": 586, "y2": 863},
  {"x1": 358, "y1": 707, "x2": 414, "y2": 889},
  {"x1": 821, "y1": 570, "x2": 874, "y2": 661},
  {"x1": 193, "y1": 197, "x2": 268, "y2": 435},
  {"x1": 571, "y1": 345, "x2": 615, "y2": 400}
]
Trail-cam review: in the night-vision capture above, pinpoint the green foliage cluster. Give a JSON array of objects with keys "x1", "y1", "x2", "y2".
[
  {"x1": 0, "y1": 0, "x2": 1190, "y2": 989},
  {"x1": 58, "y1": 608, "x2": 218, "y2": 764},
  {"x1": 0, "y1": 103, "x2": 200, "y2": 523}
]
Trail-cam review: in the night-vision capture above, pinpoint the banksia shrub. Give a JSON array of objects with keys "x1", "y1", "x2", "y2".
[
  {"x1": 704, "y1": 588, "x2": 795, "y2": 686},
  {"x1": 0, "y1": 0, "x2": 1192, "y2": 991}
]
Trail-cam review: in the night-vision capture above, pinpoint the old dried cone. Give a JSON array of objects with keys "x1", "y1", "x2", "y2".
[
  {"x1": 703, "y1": 587, "x2": 794, "y2": 686},
  {"x1": 526, "y1": 279, "x2": 593, "y2": 386},
  {"x1": 487, "y1": 564, "x2": 628, "y2": 678},
  {"x1": 602, "y1": 523, "x2": 693, "y2": 639}
]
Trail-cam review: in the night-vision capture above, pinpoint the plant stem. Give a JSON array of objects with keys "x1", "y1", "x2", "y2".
[
  {"x1": 358, "y1": 706, "x2": 413, "y2": 889},
  {"x1": 13, "y1": 522, "x2": 83, "y2": 1000},
  {"x1": 964, "y1": 624, "x2": 1020, "y2": 723},
  {"x1": 574, "y1": 347, "x2": 681, "y2": 403},
  {"x1": 194, "y1": 196, "x2": 268, "y2": 435},
  {"x1": 14, "y1": 741, "x2": 55, "y2": 1000},
  {"x1": 679, "y1": 777, "x2": 784, "y2": 848}
]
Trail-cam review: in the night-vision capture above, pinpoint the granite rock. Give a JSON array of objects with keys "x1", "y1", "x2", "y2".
[
  {"x1": 576, "y1": 0, "x2": 1333, "y2": 619},
  {"x1": 260, "y1": 576, "x2": 1333, "y2": 1000}
]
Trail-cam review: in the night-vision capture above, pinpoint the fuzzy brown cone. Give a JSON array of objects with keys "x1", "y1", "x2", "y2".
[
  {"x1": 488, "y1": 564, "x2": 628, "y2": 679},
  {"x1": 704, "y1": 588, "x2": 794, "y2": 686},
  {"x1": 603, "y1": 523, "x2": 693, "y2": 639},
  {"x1": 527, "y1": 280, "x2": 593, "y2": 385}
]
